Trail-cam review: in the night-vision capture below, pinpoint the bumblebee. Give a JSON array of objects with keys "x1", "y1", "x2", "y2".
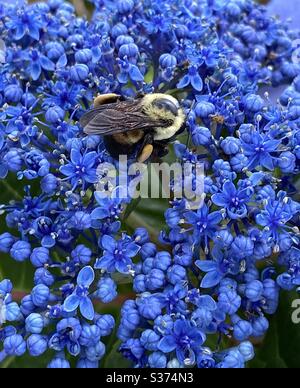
[{"x1": 80, "y1": 93, "x2": 186, "y2": 163}]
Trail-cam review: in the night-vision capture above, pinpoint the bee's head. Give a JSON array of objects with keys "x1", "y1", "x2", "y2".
[{"x1": 142, "y1": 93, "x2": 185, "y2": 125}]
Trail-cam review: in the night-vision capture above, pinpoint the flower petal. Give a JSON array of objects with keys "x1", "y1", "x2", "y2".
[
  {"x1": 158, "y1": 336, "x2": 177, "y2": 353},
  {"x1": 200, "y1": 271, "x2": 224, "y2": 288},
  {"x1": 80, "y1": 297, "x2": 95, "y2": 321},
  {"x1": 101, "y1": 235, "x2": 116, "y2": 252},
  {"x1": 77, "y1": 266, "x2": 95, "y2": 287},
  {"x1": 64, "y1": 294, "x2": 80, "y2": 313}
]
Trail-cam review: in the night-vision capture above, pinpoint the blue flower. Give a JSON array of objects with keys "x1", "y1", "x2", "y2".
[
  {"x1": 184, "y1": 204, "x2": 224, "y2": 246},
  {"x1": 158, "y1": 319, "x2": 206, "y2": 366},
  {"x1": 241, "y1": 132, "x2": 281, "y2": 171},
  {"x1": 6, "y1": 7, "x2": 43, "y2": 41},
  {"x1": 212, "y1": 181, "x2": 253, "y2": 219},
  {"x1": 64, "y1": 266, "x2": 95, "y2": 321},
  {"x1": 49, "y1": 318, "x2": 82, "y2": 356},
  {"x1": 177, "y1": 65, "x2": 203, "y2": 92},
  {"x1": 60, "y1": 149, "x2": 98, "y2": 189},
  {"x1": 23, "y1": 49, "x2": 55, "y2": 80},
  {"x1": 196, "y1": 247, "x2": 240, "y2": 288},
  {"x1": 117, "y1": 57, "x2": 144, "y2": 84},
  {"x1": 95, "y1": 235, "x2": 140, "y2": 274}
]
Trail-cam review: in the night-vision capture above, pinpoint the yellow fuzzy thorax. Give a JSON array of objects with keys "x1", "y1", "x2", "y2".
[{"x1": 141, "y1": 93, "x2": 186, "y2": 141}]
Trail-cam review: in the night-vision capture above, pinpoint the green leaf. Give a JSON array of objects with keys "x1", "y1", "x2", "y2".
[{"x1": 250, "y1": 291, "x2": 300, "y2": 368}]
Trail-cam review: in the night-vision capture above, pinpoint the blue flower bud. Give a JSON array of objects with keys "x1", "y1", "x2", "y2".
[
  {"x1": 244, "y1": 266, "x2": 259, "y2": 283},
  {"x1": 140, "y1": 243, "x2": 157, "y2": 259},
  {"x1": 75, "y1": 49, "x2": 93, "y2": 64},
  {"x1": 4, "y1": 334, "x2": 26, "y2": 356},
  {"x1": 85, "y1": 341, "x2": 105, "y2": 362},
  {"x1": 238, "y1": 341, "x2": 255, "y2": 362},
  {"x1": 282, "y1": 62, "x2": 300, "y2": 78},
  {"x1": 79, "y1": 324, "x2": 101, "y2": 347},
  {"x1": 277, "y1": 151, "x2": 296, "y2": 173},
  {"x1": 30, "y1": 247, "x2": 50, "y2": 268},
  {"x1": 4, "y1": 84, "x2": 23, "y2": 103},
  {"x1": 71, "y1": 245, "x2": 92, "y2": 265},
  {"x1": 252, "y1": 316, "x2": 269, "y2": 337},
  {"x1": 153, "y1": 252, "x2": 171, "y2": 271},
  {"x1": 225, "y1": 2, "x2": 241, "y2": 17},
  {"x1": 244, "y1": 94, "x2": 264, "y2": 112},
  {"x1": 231, "y1": 236, "x2": 254, "y2": 259},
  {"x1": 230, "y1": 153, "x2": 248, "y2": 172},
  {"x1": 34, "y1": 268, "x2": 55, "y2": 286},
  {"x1": 218, "y1": 349, "x2": 244, "y2": 368},
  {"x1": 191, "y1": 126, "x2": 212, "y2": 146},
  {"x1": 133, "y1": 228, "x2": 149, "y2": 245},
  {"x1": 221, "y1": 137, "x2": 241, "y2": 155},
  {"x1": 3, "y1": 150, "x2": 23, "y2": 172},
  {"x1": 148, "y1": 352, "x2": 167, "y2": 368},
  {"x1": 241, "y1": 26, "x2": 258, "y2": 44},
  {"x1": 218, "y1": 278, "x2": 237, "y2": 294},
  {"x1": 140, "y1": 329, "x2": 161, "y2": 351},
  {"x1": 97, "y1": 277, "x2": 117, "y2": 303},
  {"x1": 117, "y1": 0, "x2": 134, "y2": 14},
  {"x1": 25, "y1": 313, "x2": 44, "y2": 334},
  {"x1": 45, "y1": 105, "x2": 65, "y2": 123},
  {"x1": 218, "y1": 290, "x2": 241, "y2": 315},
  {"x1": 137, "y1": 295, "x2": 162, "y2": 320},
  {"x1": 70, "y1": 64, "x2": 89, "y2": 82},
  {"x1": 154, "y1": 315, "x2": 174, "y2": 334},
  {"x1": 71, "y1": 211, "x2": 92, "y2": 230},
  {"x1": 96, "y1": 314, "x2": 115, "y2": 336},
  {"x1": 0, "y1": 233, "x2": 15, "y2": 253},
  {"x1": 21, "y1": 92, "x2": 36, "y2": 107},
  {"x1": 134, "y1": 274, "x2": 146, "y2": 293},
  {"x1": 167, "y1": 265, "x2": 186, "y2": 285},
  {"x1": 159, "y1": 54, "x2": 177, "y2": 69},
  {"x1": 41, "y1": 174, "x2": 58, "y2": 194},
  {"x1": 117, "y1": 326, "x2": 132, "y2": 341},
  {"x1": 31, "y1": 284, "x2": 50, "y2": 307},
  {"x1": 146, "y1": 269, "x2": 165, "y2": 291},
  {"x1": 195, "y1": 101, "x2": 215, "y2": 118},
  {"x1": 5, "y1": 302, "x2": 21, "y2": 321},
  {"x1": 48, "y1": 357, "x2": 70, "y2": 369},
  {"x1": 263, "y1": 279, "x2": 279, "y2": 314},
  {"x1": 233, "y1": 319, "x2": 253, "y2": 341},
  {"x1": 278, "y1": 233, "x2": 292, "y2": 252},
  {"x1": 214, "y1": 230, "x2": 234, "y2": 248},
  {"x1": 245, "y1": 280, "x2": 263, "y2": 302},
  {"x1": 45, "y1": 42, "x2": 65, "y2": 60},
  {"x1": 263, "y1": 279, "x2": 279, "y2": 300},
  {"x1": 10, "y1": 241, "x2": 31, "y2": 262},
  {"x1": 175, "y1": 25, "x2": 189, "y2": 39},
  {"x1": 115, "y1": 35, "x2": 134, "y2": 49},
  {"x1": 119, "y1": 43, "x2": 139, "y2": 59},
  {"x1": 287, "y1": 105, "x2": 300, "y2": 120},
  {"x1": 111, "y1": 23, "x2": 128, "y2": 38},
  {"x1": 21, "y1": 295, "x2": 36, "y2": 315},
  {"x1": 121, "y1": 308, "x2": 140, "y2": 330},
  {"x1": 27, "y1": 334, "x2": 48, "y2": 356},
  {"x1": 143, "y1": 258, "x2": 154, "y2": 274}
]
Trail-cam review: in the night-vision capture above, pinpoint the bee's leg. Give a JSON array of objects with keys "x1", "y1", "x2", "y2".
[
  {"x1": 137, "y1": 133, "x2": 154, "y2": 163},
  {"x1": 93, "y1": 93, "x2": 121, "y2": 107}
]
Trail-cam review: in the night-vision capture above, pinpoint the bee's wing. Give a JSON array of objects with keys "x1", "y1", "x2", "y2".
[{"x1": 80, "y1": 100, "x2": 161, "y2": 136}]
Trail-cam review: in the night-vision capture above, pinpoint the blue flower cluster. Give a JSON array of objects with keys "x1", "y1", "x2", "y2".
[{"x1": 0, "y1": 0, "x2": 299, "y2": 368}]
